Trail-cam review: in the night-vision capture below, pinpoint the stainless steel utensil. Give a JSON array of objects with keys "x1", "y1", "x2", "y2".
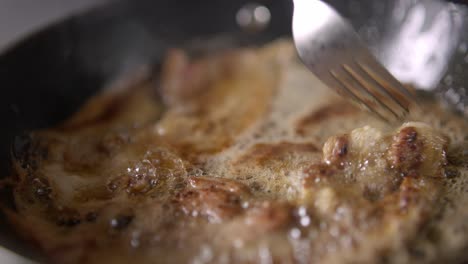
[{"x1": 292, "y1": 0, "x2": 417, "y2": 123}]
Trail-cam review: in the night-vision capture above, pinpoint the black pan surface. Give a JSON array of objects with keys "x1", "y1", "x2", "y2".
[{"x1": 0, "y1": 0, "x2": 466, "y2": 261}]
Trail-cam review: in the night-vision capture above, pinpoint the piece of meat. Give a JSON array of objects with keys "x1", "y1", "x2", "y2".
[
  {"x1": 175, "y1": 176, "x2": 250, "y2": 222},
  {"x1": 4, "y1": 40, "x2": 467, "y2": 264}
]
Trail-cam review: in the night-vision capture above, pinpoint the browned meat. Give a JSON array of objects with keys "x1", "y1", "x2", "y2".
[{"x1": 4, "y1": 40, "x2": 468, "y2": 264}]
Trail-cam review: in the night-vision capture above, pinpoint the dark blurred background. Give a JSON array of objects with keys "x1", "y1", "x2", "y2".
[{"x1": 0, "y1": 0, "x2": 109, "y2": 51}]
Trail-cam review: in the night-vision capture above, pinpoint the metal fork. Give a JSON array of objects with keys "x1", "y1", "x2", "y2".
[{"x1": 292, "y1": 0, "x2": 417, "y2": 123}]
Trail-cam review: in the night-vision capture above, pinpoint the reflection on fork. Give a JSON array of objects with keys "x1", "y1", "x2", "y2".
[{"x1": 292, "y1": 0, "x2": 417, "y2": 123}]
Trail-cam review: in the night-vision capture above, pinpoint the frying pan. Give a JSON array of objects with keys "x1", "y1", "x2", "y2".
[{"x1": 0, "y1": 0, "x2": 466, "y2": 262}]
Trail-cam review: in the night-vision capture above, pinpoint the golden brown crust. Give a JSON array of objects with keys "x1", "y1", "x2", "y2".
[{"x1": 175, "y1": 176, "x2": 250, "y2": 222}]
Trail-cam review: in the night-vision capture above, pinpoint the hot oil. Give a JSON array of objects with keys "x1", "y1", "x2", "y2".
[{"x1": 199, "y1": 41, "x2": 467, "y2": 262}]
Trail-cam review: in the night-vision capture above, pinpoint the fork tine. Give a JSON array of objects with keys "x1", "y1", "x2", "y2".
[
  {"x1": 353, "y1": 61, "x2": 410, "y2": 114},
  {"x1": 341, "y1": 64, "x2": 402, "y2": 120},
  {"x1": 329, "y1": 70, "x2": 391, "y2": 123},
  {"x1": 356, "y1": 60, "x2": 416, "y2": 111}
]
